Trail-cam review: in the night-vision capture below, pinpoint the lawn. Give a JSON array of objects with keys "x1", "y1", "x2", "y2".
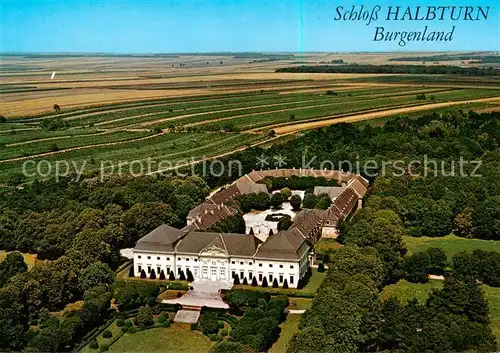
[
  {"x1": 0, "y1": 250, "x2": 37, "y2": 269},
  {"x1": 81, "y1": 320, "x2": 124, "y2": 353},
  {"x1": 315, "y1": 238, "x2": 342, "y2": 253},
  {"x1": 269, "y1": 315, "x2": 301, "y2": 353},
  {"x1": 233, "y1": 268, "x2": 326, "y2": 295},
  {"x1": 381, "y1": 279, "x2": 500, "y2": 342},
  {"x1": 403, "y1": 235, "x2": 500, "y2": 260},
  {"x1": 289, "y1": 297, "x2": 313, "y2": 310},
  {"x1": 107, "y1": 324, "x2": 213, "y2": 353}
]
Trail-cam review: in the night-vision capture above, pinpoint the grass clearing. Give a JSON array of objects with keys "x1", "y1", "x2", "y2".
[
  {"x1": 107, "y1": 324, "x2": 213, "y2": 353},
  {"x1": 0, "y1": 250, "x2": 38, "y2": 269},
  {"x1": 269, "y1": 315, "x2": 301, "y2": 353},
  {"x1": 380, "y1": 280, "x2": 500, "y2": 342},
  {"x1": 289, "y1": 297, "x2": 313, "y2": 310},
  {"x1": 403, "y1": 235, "x2": 500, "y2": 260}
]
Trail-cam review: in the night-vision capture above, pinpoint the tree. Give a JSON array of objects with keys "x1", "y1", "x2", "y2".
[
  {"x1": 272, "y1": 278, "x2": 279, "y2": 288},
  {"x1": 169, "y1": 271, "x2": 175, "y2": 280},
  {"x1": 302, "y1": 194, "x2": 317, "y2": 209},
  {"x1": 315, "y1": 196, "x2": 331, "y2": 210},
  {"x1": 454, "y1": 208, "x2": 474, "y2": 238},
  {"x1": 282, "y1": 279, "x2": 289, "y2": 289},
  {"x1": 233, "y1": 275, "x2": 240, "y2": 285},
  {"x1": 242, "y1": 277, "x2": 248, "y2": 285},
  {"x1": 0, "y1": 252, "x2": 27, "y2": 287},
  {"x1": 159, "y1": 270, "x2": 166, "y2": 280},
  {"x1": 262, "y1": 277, "x2": 268, "y2": 288},
  {"x1": 280, "y1": 188, "x2": 292, "y2": 200},
  {"x1": 251, "y1": 277, "x2": 258, "y2": 286},
  {"x1": 53, "y1": 104, "x2": 60, "y2": 112},
  {"x1": 402, "y1": 252, "x2": 430, "y2": 283},
  {"x1": 179, "y1": 271, "x2": 186, "y2": 281},
  {"x1": 212, "y1": 341, "x2": 246, "y2": 353},
  {"x1": 0, "y1": 116, "x2": 6, "y2": 123},
  {"x1": 290, "y1": 194, "x2": 302, "y2": 211},
  {"x1": 149, "y1": 269, "x2": 156, "y2": 280},
  {"x1": 270, "y1": 193, "x2": 284, "y2": 209},
  {"x1": 136, "y1": 305, "x2": 154, "y2": 328},
  {"x1": 128, "y1": 265, "x2": 135, "y2": 278},
  {"x1": 140, "y1": 270, "x2": 147, "y2": 279},
  {"x1": 473, "y1": 197, "x2": 500, "y2": 239},
  {"x1": 277, "y1": 215, "x2": 293, "y2": 231},
  {"x1": 186, "y1": 269, "x2": 194, "y2": 282},
  {"x1": 317, "y1": 262, "x2": 325, "y2": 273},
  {"x1": 79, "y1": 261, "x2": 115, "y2": 292}
]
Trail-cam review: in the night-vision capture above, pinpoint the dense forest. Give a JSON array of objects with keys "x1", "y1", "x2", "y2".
[
  {"x1": 276, "y1": 64, "x2": 500, "y2": 76},
  {"x1": 1, "y1": 110, "x2": 500, "y2": 351},
  {"x1": 388, "y1": 54, "x2": 500, "y2": 63}
]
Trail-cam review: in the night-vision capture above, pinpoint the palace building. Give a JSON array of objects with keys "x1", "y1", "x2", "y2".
[{"x1": 132, "y1": 169, "x2": 368, "y2": 288}]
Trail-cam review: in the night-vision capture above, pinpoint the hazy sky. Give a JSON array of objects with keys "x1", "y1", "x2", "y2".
[{"x1": 1, "y1": 0, "x2": 499, "y2": 53}]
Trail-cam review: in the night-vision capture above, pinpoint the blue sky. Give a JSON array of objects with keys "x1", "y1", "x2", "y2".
[{"x1": 1, "y1": 0, "x2": 499, "y2": 53}]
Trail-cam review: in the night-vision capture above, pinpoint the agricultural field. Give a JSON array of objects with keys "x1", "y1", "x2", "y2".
[{"x1": 1, "y1": 53, "x2": 499, "y2": 184}]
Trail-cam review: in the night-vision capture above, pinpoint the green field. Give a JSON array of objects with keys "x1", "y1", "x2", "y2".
[
  {"x1": 269, "y1": 315, "x2": 301, "y2": 353},
  {"x1": 0, "y1": 250, "x2": 38, "y2": 269},
  {"x1": 381, "y1": 279, "x2": 500, "y2": 342},
  {"x1": 106, "y1": 325, "x2": 213, "y2": 353},
  {"x1": 403, "y1": 235, "x2": 500, "y2": 260}
]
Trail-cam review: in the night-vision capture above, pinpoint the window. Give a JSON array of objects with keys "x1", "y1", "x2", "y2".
[
  {"x1": 186, "y1": 258, "x2": 189, "y2": 261},
  {"x1": 240, "y1": 272, "x2": 244, "y2": 280},
  {"x1": 240, "y1": 261, "x2": 244, "y2": 265},
  {"x1": 249, "y1": 262, "x2": 252, "y2": 265},
  {"x1": 279, "y1": 275, "x2": 283, "y2": 283},
  {"x1": 178, "y1": 258, "x2": 181, "y2": 261},
  {"x1": 147, "y1": 256, "x2": 151, "y2": 260},
  {"x1": 138, "y1": 265, "x2": 142, "y2": 272},
  {"x1": 232, "y1": 261, "x2": 235, "y2": 264},
  {"x1": 290, "y1": 276, "x2": 294, "y2": 284},
  {"x1": 232, "y1": 271, "x2": 236, "y2": 278},
  {"x1": 259, "y1": 263, "x2": 262, "y2": 267},
  {"x1": 167, "y1": 257, "x2": 170, "y2": 261},
  {"x1": 194, "y1": 268, "x2": 199, "y2": 277},
  {"x1": 279, "y1": 264, "x2": 283, "y2": 268},
  {"x1": 269, "y1": 274, "x2": 273, "y2": 282},
  {"x1": 147, "y1": 266, "x2": 151, "y2": 273},
  {"x1": 138, "y1": 255, "x2": 141, "y2": 259},
  {"x1": 269, "y1": 264, "x2": 273, "y2": 268},
  {"x1": 194, "y1": 259, "x2": 198, "y2": 262},
  {"x1": 259, "y1": 273, "x2": 263, "y2": 281},
  {"x1": 249, "y1": 272, "x2": 253, "y2": 279},
  {"x1": 178, "y1": 267, "x2": 181, "y2": 274},
  {"x1": 157, "y1": 267, "x2": 160, "y2": 274},
  {"x1": 290, "y1": 265, "x2": 294, "y2": 269},
  {"x1": 157, "y1": 257, "x2": 160, "y2": 260},
  {"x1": 167, "y1": 268, "x2": 170, "y2": 274}
]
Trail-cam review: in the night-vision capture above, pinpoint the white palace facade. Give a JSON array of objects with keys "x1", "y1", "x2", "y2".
[{"x1": 133, "y1": 169, "x2": 368, "y2": 288}]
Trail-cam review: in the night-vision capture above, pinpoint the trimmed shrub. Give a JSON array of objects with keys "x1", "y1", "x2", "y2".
[
  {"x1": 158, "y1": 314, "x2": 167, "y2": 323},
  {"x1": 169, "y1": 271, "x2": 175, "y2": 280},
  {"x1": 233, "y1": 275, "x2": 240, "y2": 285},
  {"x1": 116, "y1": 318, "x2": 125, "y2": 327},
  {"x1": 219, "y1": 328, "x2": 228, "y2": 337},
  {"x1": 102, "y1": 330, "x2": 112, "y2": 339},
  {"x1": 128, "y1": 266, "x2": 134, "y2": 278},
  {"x1": 176, "y1": 292, "x2": 182, "y2": 298},
  {"x1": 121, "y1": 326, "x2": 128, "y2": 333},
  {"x1": 283, "y1": 279, "x2": 289, "y2": 289},
  {"x1": 179, "y1": 271, "x2": 186, "y2": 281},
  {"x1": 140, "y1": 270, "x2": 147, "y2": 279},
  {"x1": 161, "y1": 320, "x2": 171, "y2": 328},
  {"x1": 125, "y1": 320, "x2": 133, "y2": 327},
  {"x1": 242, "y1": 277, "x2": 248, "y2": 285},
  {"x1": 262, "y1": 277, "x2": 269, "y2": 288},
  {"x1": 128, "y1": 327, "x2": 137, "y2": 334},
  {"x1": 149, "y1": 269, "x2": 156, "y2": 280},
  {"x1": 190, "y1": 323, "x2": 199, "y2": 330},
  {"x1": 217, "y1": 321, "x2": 224, "y2": 329},
  {"x1": 89, "y1": 340, "x2": 99, "y2": 350},
  {"x1": 159, "y1": 270, "x2": 166, "y2": 280},
  {"x1": 251, "y1": 277, "x2": 258, "y2": 286},
  {"x1": 99, "y1": 344, "x2": 109, "y2": 352},
  {"x1": 318, "y1": 262, "x2": 325, "y2": 272},
  {"x1": 187, "y1": 270, "x2": 194, "y2": 282},
  {"x1": 208, "y1": 334, "x2": 218, "y2": 341},
  {"x1": 272, "y1": 278, "x2": 279, "y2": 288}
]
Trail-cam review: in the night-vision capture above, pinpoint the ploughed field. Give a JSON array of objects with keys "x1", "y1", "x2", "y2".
[{"x1": 1, "y1": 58, "x2": 500, "y2": 183}]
